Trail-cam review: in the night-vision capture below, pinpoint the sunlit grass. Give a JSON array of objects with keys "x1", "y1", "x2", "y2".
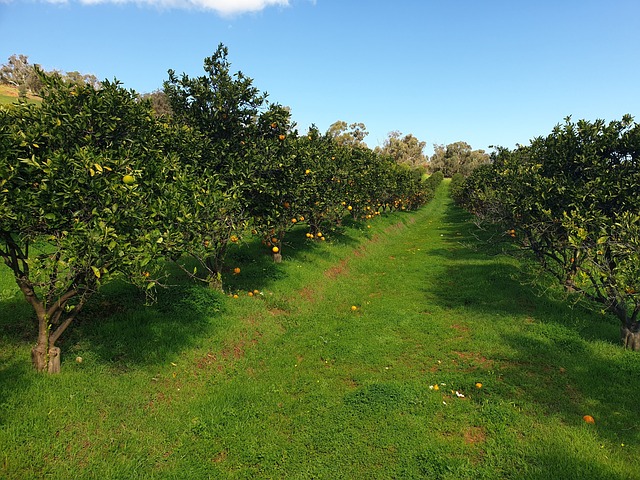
[{"x1": 1, "y1": 182, "x2": 638, "y2": 479}]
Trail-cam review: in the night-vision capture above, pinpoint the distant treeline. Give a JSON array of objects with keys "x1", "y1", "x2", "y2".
[{"x1": 0, "y1": 54, "x2": 101, "y2": 98}]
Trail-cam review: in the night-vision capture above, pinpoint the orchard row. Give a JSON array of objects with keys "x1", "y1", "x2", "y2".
[
  {"x1": 0, "y1": 46, "x2": 440, "y2": 371},
  {"x1": 452, "y1": 115, "x2": 640, "y2": 350}
]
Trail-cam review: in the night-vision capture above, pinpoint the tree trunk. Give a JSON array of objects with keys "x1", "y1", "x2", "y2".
[
  {"x1": 621, "y1": 322, "x2": 640, "y2": 351},
  {"x1": 272, "y1": 252, "x2": 282, "y2": 263},
  {"x1": 207, "y1": 272, "x2": 223, "y2": 291},
  {"x1": 31, "y1": 341, "x2": 48, "y2": 372},
  {"x1": 31, "y1": 342, "x2": 61, "y2": 373},
  {"x1": 47, "y1": 347, "x2": 61, "y2": 373}
]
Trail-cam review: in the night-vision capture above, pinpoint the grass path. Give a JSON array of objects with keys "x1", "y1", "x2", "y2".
[{"x1": 1, "y1": 183, "x2": 638, "y2": 479}]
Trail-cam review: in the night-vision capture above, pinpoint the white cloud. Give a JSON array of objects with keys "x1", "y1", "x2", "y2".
[{"x1": 42, "y1": 0, "x2": 290, "y2": 15}]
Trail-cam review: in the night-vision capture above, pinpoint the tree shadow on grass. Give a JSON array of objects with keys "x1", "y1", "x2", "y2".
[
  {"x1": 0, "y1": 286, "x2": 38, "y2": 423},
  {"x1": 65, "y1": 279, "x2": 227, "y2": 372},
  {"x1": 431, "y1": 203, "x2": 621, "y2": 344},
  {"x1": 222, "y1": 223, "x2": 363, "y2": 294},
  {"x1": 423, "y1": 201, "x2": 640, "y2": 474}
]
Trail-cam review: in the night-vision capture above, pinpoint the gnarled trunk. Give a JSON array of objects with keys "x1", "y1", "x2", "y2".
[
  {"x1": 31, "y1": 344, "x2": 61, "y2": 373},
  {"x1": 30, "y1": 311, "x2": 62, "y2": 373},
  {"x1": 16, "y1": 277, "x2": 83, "y2": 373},
  {"x1": 621, "y1": 322, "x2": 640, "y2": 351}
]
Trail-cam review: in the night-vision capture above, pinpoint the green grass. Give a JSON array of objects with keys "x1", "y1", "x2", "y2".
[
  {"x1": 1, "y1": 182, "x2": 638, "y2": 479},
  {"x1": 0, "y1": 84, "x2": 41, "y2": 105}
]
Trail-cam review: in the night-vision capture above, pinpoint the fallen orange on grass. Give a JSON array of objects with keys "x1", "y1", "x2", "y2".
[{"x1": 583, "y1": 415, "x2": 595, "y2": 424}]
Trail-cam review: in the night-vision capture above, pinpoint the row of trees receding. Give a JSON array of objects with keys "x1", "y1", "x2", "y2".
[
  {"x1": 452, "y1": 116, "x2": 640, "y2": 350},
  {"x1": 0, "y1": 45, "x2": 442, "y2": 372}
]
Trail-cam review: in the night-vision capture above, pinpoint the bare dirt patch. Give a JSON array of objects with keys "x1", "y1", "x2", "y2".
[
  {"x1": 463, "y1": 426, "x2": 487, "y2": 445},
  {"x1": 324, "y1": 258, "x2": 349, "y2": 279}
]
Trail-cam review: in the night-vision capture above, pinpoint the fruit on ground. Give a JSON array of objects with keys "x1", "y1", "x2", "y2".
[{"x1": 122, "y1": 174, "x2": 135, "y2": 185}]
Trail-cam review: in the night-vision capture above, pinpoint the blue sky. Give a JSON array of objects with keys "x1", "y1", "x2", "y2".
[{"x1": 1, "y1": 0, "x2": 639, "y2": 155}]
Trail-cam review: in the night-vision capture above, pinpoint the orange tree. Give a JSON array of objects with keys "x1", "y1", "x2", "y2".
[
  {"x1": 292, "y1": 127, "x2": 350, "y2": 238},
  {"x1": 242, "y1": 104, "x2": 303, "y2": 262},
  {"x1": 163, "y1": 44, "x2": 264, "y2": 285},
  {"x1": 458, "y1": 116, "x2": 640, "y2": 349},
  {"x1": 0, "y1": 74, "x2": 183, "y2": 372}
]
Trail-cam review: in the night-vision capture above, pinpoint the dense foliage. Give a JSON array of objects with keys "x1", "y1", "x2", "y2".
[
  {"x1": 0, "y1": 46, "x2": 437, "y2": 371},
  {"x1": 457, "y1": 116, "x2": 640, "y2": 349}
]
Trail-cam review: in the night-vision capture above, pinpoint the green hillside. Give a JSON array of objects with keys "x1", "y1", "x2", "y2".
[{"x1": 0, "y1": 84, "x2": 41, "y2": 105}]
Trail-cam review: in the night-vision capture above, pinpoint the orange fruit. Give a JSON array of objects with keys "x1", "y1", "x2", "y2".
[
  {"x1": 272, "y1": 246, "x2": 279, "y2": 253},
  {"x1": 291, "y1": 218, "x2": 297, "y2": 223},
  {"x1": 233, "y1": 267, "x2": 241, "y2": 275},
  {"x1": 347, "y1": 205, "x2": 353, "y2": 211},
  {"x1": 230, "y1": 235, "x2": 238, "y2": 243},
  {"x1": 248, "y1": 291, "x2": 254, "y2": 297},
  {"x1": 351, "y1": 305, "x2": 358, "y2": 311},
  {"x1": 475, "y1": 382, "x2": 482, "y2": 389},
  {"x1": 305, "y1": 169, "x2": 311, "y2": 175},
  {"x1": 583, "y1": 415, "x2": 595, "y2": 424},
  {"x1": 122, "y1": 174, "x2": 135, "y2": 185},
  {"x1": 279, "y1": 134, "x2": 286, "y2": 140}
]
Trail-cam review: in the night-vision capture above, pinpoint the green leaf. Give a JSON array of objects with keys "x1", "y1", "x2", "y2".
[{"x1": 91, "y1": 266, "x2": 101, "y2": 278}]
